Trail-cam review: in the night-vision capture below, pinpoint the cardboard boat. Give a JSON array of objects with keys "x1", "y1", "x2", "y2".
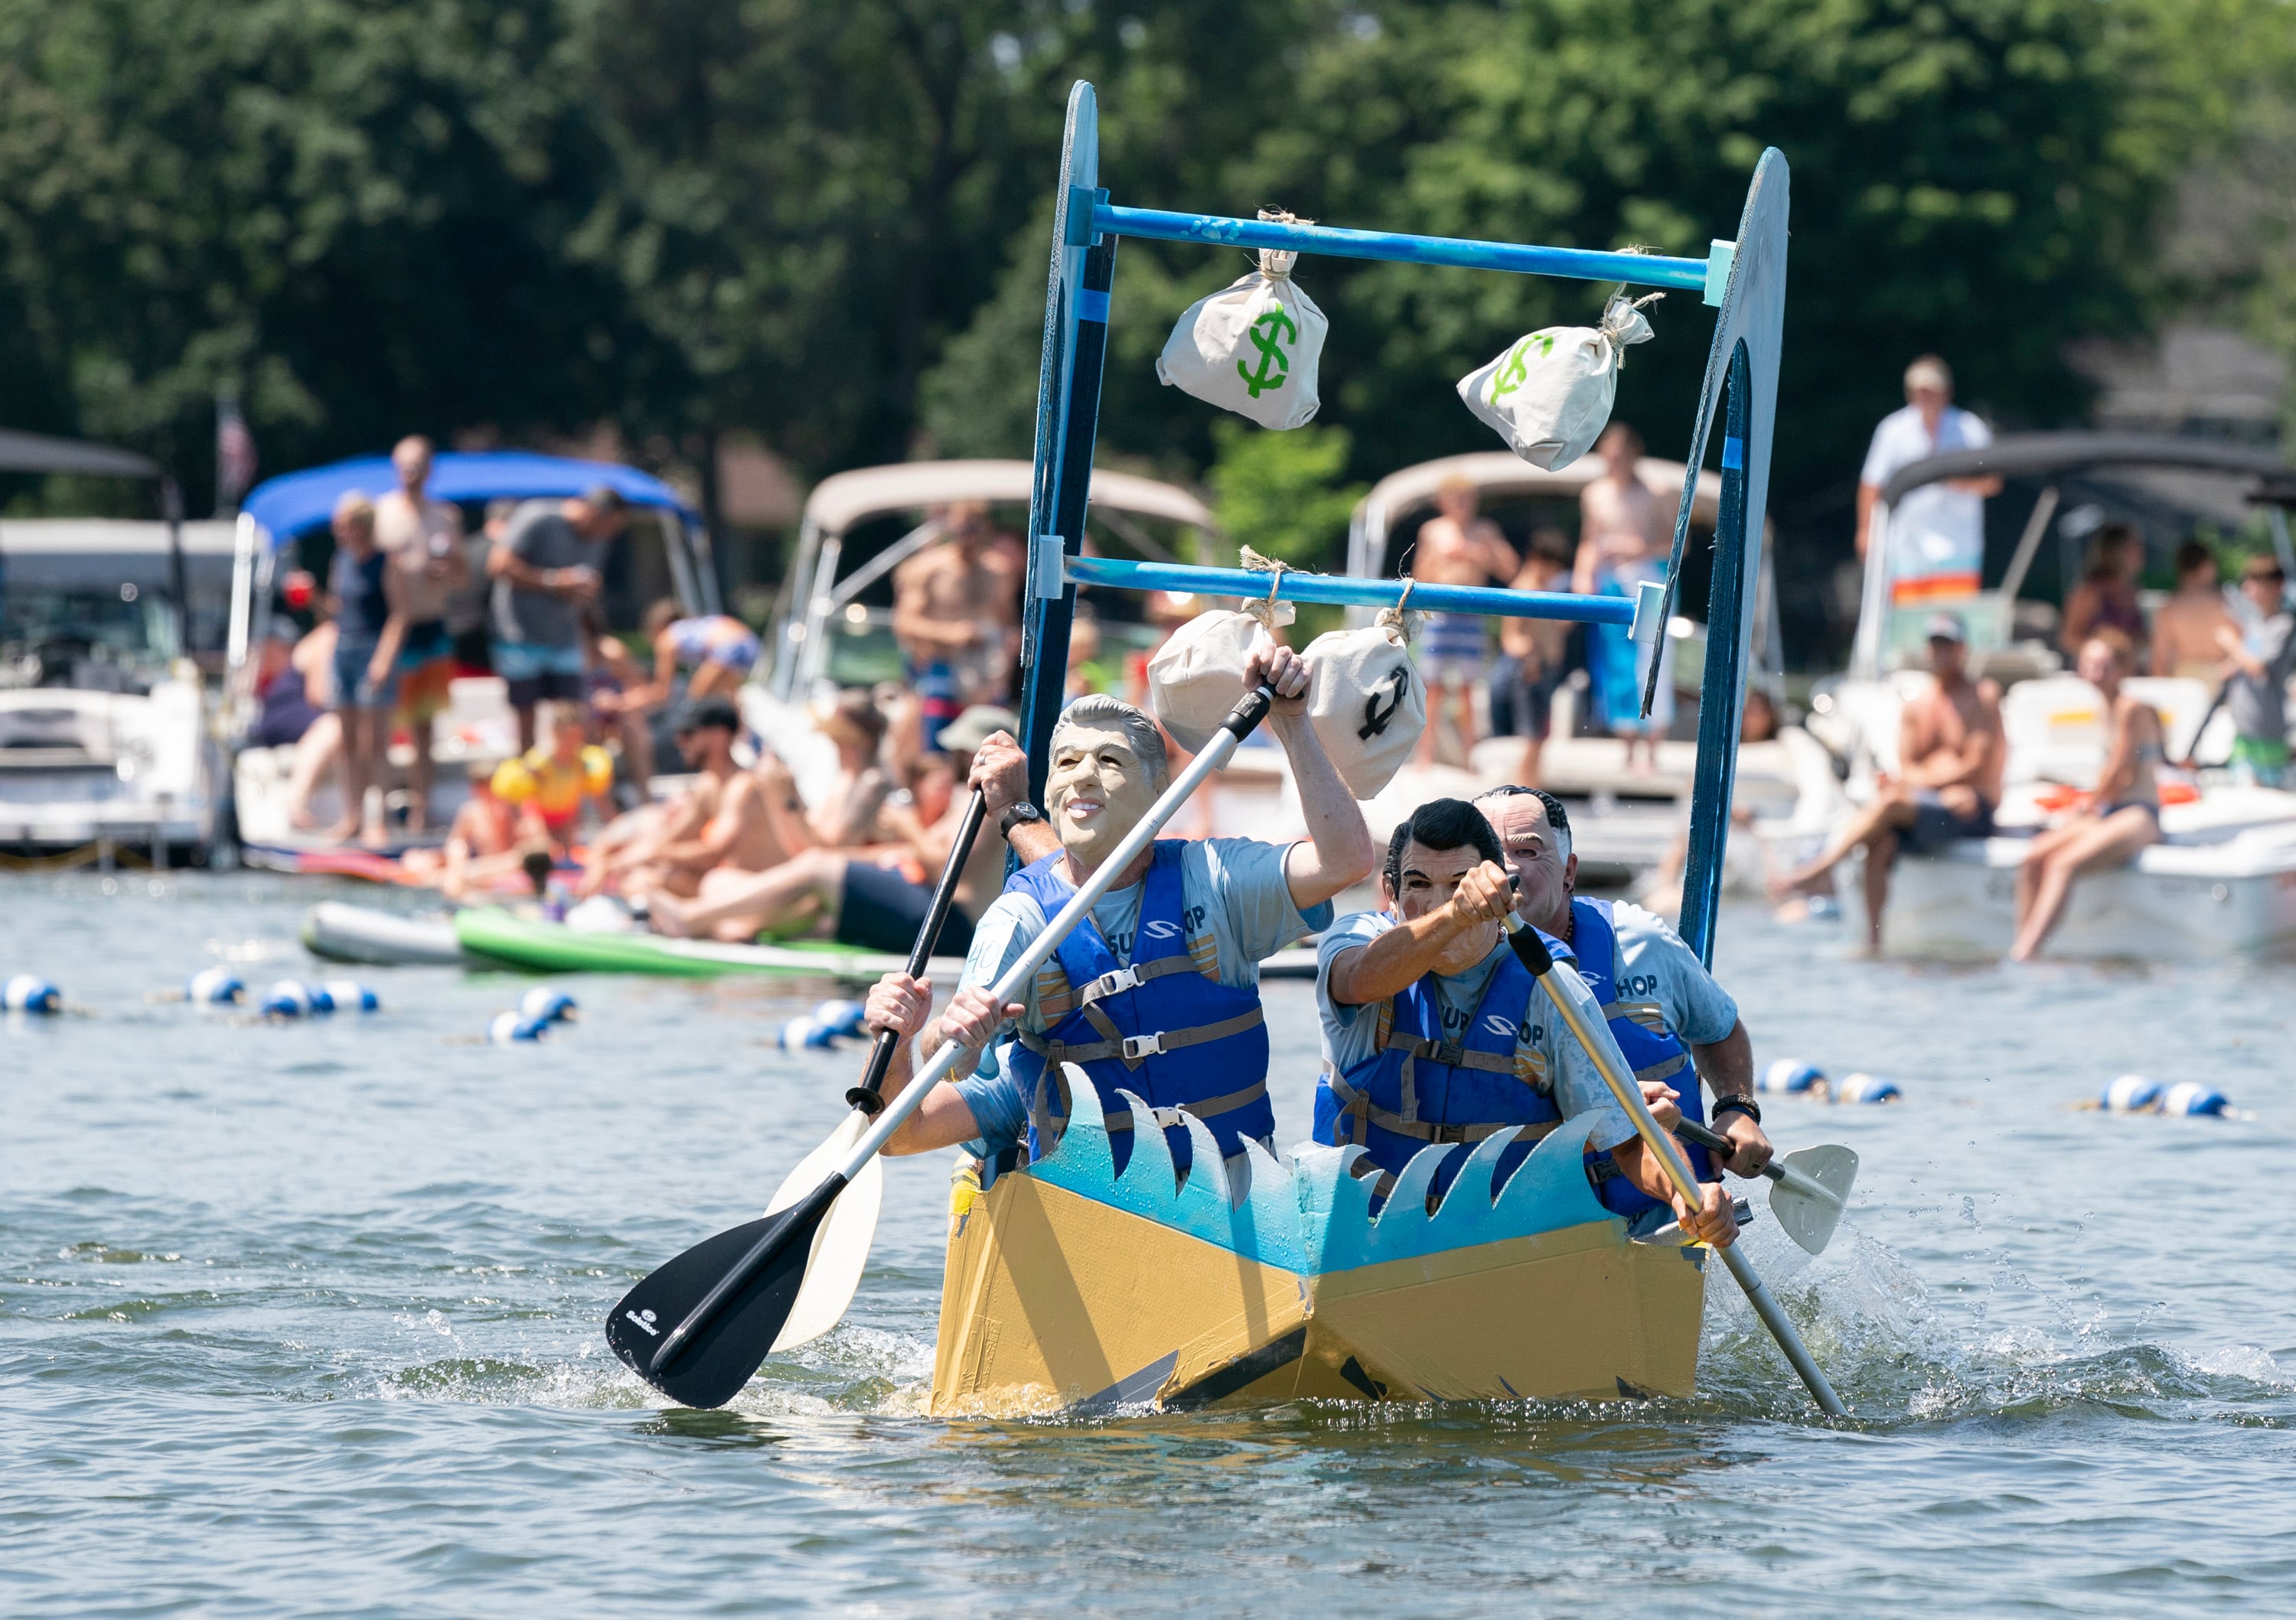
[{"x1": 931, "y1": 1068, "x2": 1707, "y2": 1415}]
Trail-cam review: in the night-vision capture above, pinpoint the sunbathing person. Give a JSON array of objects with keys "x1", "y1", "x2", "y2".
[
  {"x1": 648, "y1": 705, "x2": 1029, "y2": 951},
  {"x1": 604, "y1": 600, "x2": 764, "y2": 717},
  {"x1": 1769, "y1": 612, "x2": 2004, "y2": 953},
  {"x1": 400, "y1": 761, "x2": 529, "y2": 898},
  {"x1": 2011, "y1": 630, "x2": 2164, "y2": 960},
  {"x1": 601, "y1": 697, "x2": 785, "y2": 900}
]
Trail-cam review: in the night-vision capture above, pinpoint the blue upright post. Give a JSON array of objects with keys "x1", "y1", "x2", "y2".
[
  {"x1": 1016, "y1": 84, "x2": 1110, "y2": 803},
  {"x1": 1678, "y1": 344, "x2": 1753, "y2": 963}
]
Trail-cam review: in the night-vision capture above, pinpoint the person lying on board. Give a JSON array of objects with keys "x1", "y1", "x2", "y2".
[
  {"x1": 859, "y1": 649, "x2": 1376, "y2": 1183},
  {"x1": 489, "y1": 701, "x2": 616, "y2": 855},
  {"x1": 399, "y1": 761, "x2": 531, "y2": 898},
  {"x1": 1477, "y1": 785, "x2": 1774, "y2": 1209},
  {"x1": 1311, "y1": 797, "x2": 1738, "y2": 1244},
  {"x1": 582, "y1": 697, "x2": 791, "y2": 901},
  {"x1": 599, "y1": 600, "x2": 764, "y2": 719},
  {"x1": 647, "y1": 705, "x2": 1035, "y2": 957}
]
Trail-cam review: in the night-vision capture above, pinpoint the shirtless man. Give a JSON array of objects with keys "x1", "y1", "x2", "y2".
[
  {"x1": 372, "y1": 435, "x2": 469, "y2": 829},
  {"x1": 1412, "y1": 477, "x2": 1518, "y2": 765},
  {"x1": 895, "y1": 501, "x2": 1022, "y2": 748},
  {"x1": 1770, "y1": 613, "x2": 2005, "y2": 953},
  {"x1": 2150, "y1": 541, "x2": 2236, "y2": 680},
  {"x1": 605, "y1": 698, "x2": 785, "y2": 900},
  {"x1": 648, "y1": 704, "x2": 1035, "y2": 950},
  {"x1": 400, "y1": 761, "x2": 526, "y2": 898}
]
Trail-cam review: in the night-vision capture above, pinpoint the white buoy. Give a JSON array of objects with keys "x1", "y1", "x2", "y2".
[
  {"x1": 1833, "y1": 1072, "x2": 1901, "y2": 1103},
  {"x1": 4, "y1": 974, "x2": 64, "y2": 1013},
  {"x1": 1759, "y1": 1058, "x2": 1824, "y2": 1094},
  {"x1": 2159, "y1": 1081, "x2": 2229, "y2": 1117},
  {"x1": 518, "y1": 987, "x2": 578, "y2": 1025},
  {"x1": 777, "y1": 1015, "x2": 840, "y2": 1051},
  {"x1": 186, "y1": 967, "x2": 245, "y2": 1005},
  {"x1": 2102, "y1": 1074, "x2": 2163, "y2": 1113},
  {"x1": 488, "y1": 1011, "x2": 549, "y2": 1044},
  {"x1": 813, "y1": 998, "x2": 867, "y2": 1039},
  {"x1": 320, "y1": 980, "x2": 380, "y2": 1013},
  {"x1": 261, "y1": 980, "x2": 315, "y2": 1018}
]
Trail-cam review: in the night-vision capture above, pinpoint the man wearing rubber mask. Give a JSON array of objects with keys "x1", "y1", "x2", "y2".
[
  {"x1": 1311, "y1": 797, "x2": 1736, "y2": 1245},
  {"x1": 863, "y1": 641, "x2": 1375, "y2": 1178},
  {"x1": 1476, "y1": 786, "x2": 1773, "y2": 1219}
]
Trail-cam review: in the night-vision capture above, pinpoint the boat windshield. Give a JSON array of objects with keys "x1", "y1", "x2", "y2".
[{"x1": 0, "y1": 584, "x2": 181, "y2": 692}]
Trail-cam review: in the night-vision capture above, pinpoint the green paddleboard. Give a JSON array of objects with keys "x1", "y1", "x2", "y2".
[{"x1": 452, "y1": 908, "x2": 964, "y2": 979}]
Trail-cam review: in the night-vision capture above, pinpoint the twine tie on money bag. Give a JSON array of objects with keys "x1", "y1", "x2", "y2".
[{"x1": 1156, "y1": 211, "x2": 1329, "y2": 430}]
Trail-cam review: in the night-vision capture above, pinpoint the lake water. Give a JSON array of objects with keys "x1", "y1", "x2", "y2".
[{"x1": 5, "y1": 872, "x2": 2294, "y2": 1616}]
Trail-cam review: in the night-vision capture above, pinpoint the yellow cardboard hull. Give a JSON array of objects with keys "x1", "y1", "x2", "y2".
[{"x1": 930, "y1": 1074, "x2": 1706, "y2": 1416}]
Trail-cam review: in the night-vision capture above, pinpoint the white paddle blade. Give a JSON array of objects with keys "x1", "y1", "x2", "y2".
[
  {"x1": 1767, "y1": 1143, "x2": 1858, "y2": 1256},
  {"x1": 763, "y1": 1110, "x2": 887, "y2": 1353}
]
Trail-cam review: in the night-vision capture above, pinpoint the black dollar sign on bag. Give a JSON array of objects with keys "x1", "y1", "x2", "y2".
[{"x1": 1359, "y1": 666, "x2": 1409, "y2": 739}]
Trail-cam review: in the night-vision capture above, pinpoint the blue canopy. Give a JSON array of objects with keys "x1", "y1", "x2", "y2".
[{"x1": 241, "y1": 451, "x2": 699, "y2": 547}]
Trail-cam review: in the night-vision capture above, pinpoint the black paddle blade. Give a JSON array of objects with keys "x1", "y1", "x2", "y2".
[{"x1": 606, "y1": 1175, "x2": 845, "y2": 1410}]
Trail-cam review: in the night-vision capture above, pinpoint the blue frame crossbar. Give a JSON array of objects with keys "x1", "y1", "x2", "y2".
[
  {"x1": 1062, "y1": 555, "x2": 1635, "y2": 626},
  {"x1": 1088, "y1": 200, "x2": 1727, "y2": 304}
]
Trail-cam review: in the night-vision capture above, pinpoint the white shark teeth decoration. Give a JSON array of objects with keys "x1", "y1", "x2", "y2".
[
  {"x1": 1428, "y1": 1126, "x2": 1525, "y2": 1227},
  {"x1": 1042, "y1": 1060, "x2": 1120, "y2": 1185},
  {"x1": 1379, "y1": 1139, "x2": 1452, "y2": 1221},
  {"x1": 1489, "y1": 1113, "x2": 1615, "y2": 1228}
]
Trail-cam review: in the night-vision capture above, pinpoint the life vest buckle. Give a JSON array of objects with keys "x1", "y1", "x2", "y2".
[
  {"x1": 1120, "y1": 1032, "x2": 1165, "y2": 1060},
  {"x1": 1089, "y1": 965, "x2": 1143, "y2": 999}
]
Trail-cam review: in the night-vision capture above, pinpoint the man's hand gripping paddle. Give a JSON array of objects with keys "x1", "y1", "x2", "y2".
[
  {"x1": 608, "y1": 688, "x2": 1278, "y2": 1409},
  {"x1": 1502, "y1": 916, "x2": 1849, "y2": 1416},
  {"x1": 1674, "y1": 1116, "x2": 1857, "y2": 1256}
]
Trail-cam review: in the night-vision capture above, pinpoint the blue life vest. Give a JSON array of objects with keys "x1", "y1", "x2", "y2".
[
  {"x1": 1006, "y1": 842, "x2": 1273, "y2": 1177},
  {"x1": 1569, "y1": 896, "x2": 1714, "y2": 1217},
  {"x1": 1312, "y1": 927, "x2": 1567, "y2": 1205}
]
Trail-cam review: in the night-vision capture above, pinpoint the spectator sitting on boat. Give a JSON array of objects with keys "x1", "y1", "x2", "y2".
[
  {"x1": 2011, "y1": 629, "x2": 2164, "y2": 960},
  {"x1": 589, "y1": 696, "x2": 784, "y2": 900},
  {"x1": 373, "y1": 435, "x2": 468, "y2": 831},
  {"x1": 1489, "y1": 526, "x2": 1575, "y2": 789},
  {"x1": 647, "y1": 705, "x2": 1034, "y2": 954},
  {"x1": 2152, "y1": 541, "x2": 2237, "y2": 680},
  {"x1": 490, "y1": 702, "x2": 616, "y2": 854},
  {"x1": 1413, "y1": 476, "x2": 1518, "y2": 767},
  {"x1": 1308, "y1": 797, "x2": 1737, "y2": 1240},
  {"x1": 1768, "y1": 613, "x2": 2004, "y2": 954},
  {"x1": 2213, "y1": 556, "x2": 2295, "y2": 788},
  {"x1": 603, "y1": 600, "x2": 763, "y2": 722},
  {"x1": 894, "y1": 500, "x2": 1022, "y2": 748},
  {"x1": 1577, "y1": 423, "x2": 1672, "y2": 773},
  {"x1": 1477, "y1": 785, "x2": 1774, "y2": 1193},
  {"x1": 809, "y1": 689, "x2": 896, "y2": 847},
  {"x1": 400, "y1": 761, "x2": 528, "y2": 898},
  {"x1": 585, "y1": 620, "x2": 653, "y2": 800},
  {"x1": 2061, "y1": 523, "x2": 2146, "y2": 660},
  {"x1": 856, "y1": 652, "x2": 1375, "y2": 1182}
]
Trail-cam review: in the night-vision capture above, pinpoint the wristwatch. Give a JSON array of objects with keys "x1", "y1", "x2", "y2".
[
  {"x1": 998, "y1": 801, "x2": 1045, "y2": 840},
  {"x1": 1711, "y1": 1092, "x2": 1762, "y2": 1126}
]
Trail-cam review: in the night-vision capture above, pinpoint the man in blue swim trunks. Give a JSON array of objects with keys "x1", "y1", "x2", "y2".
[{"x1": 859, "y1": 644, "x2": 1375, "y2": 1181}]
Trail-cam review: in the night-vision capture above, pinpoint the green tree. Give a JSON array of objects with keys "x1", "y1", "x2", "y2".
[{"x1": 1205, "y1": 420, "x2": 1365, "y2": 569}]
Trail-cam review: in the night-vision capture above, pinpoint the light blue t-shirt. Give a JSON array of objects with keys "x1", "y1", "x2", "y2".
[
  {"x1": 1313, "y1": 910, "x2": 1635, "y2": 1151},
  {"x1": 1580, "y1": 900, "x2": 1740, "y2": 1047},
  {"x1": 952, "y1": 838, "x2": 1332, "y2": 1157}
]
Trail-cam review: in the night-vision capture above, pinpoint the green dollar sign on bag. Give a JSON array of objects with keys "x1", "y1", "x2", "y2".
[
  {"x1": 1489, "y1": 332, "x2": 1554, "y2": 401},
  {"x1": 1236, "y1": 304, "x2": 1298, "y2": 399}
]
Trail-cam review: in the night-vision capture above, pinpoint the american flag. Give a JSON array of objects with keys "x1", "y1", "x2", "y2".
[{"x1": 215, "y1": 392, "x2": 257, "y2": 511}]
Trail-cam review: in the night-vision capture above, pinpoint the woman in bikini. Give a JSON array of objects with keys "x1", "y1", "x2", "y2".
[{"x1": 2011, "y1": 629, "x2": 2164, "y2": 960}]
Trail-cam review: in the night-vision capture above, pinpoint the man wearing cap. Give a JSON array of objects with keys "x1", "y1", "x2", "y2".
[
  {"x1": 1856, "y1": 357, "x2": 2002, "y2": 595},
  {"x1": 489, "y1": 485, "x2": 631, "y2": 750},
  {"x1": 1477, "y1": 786, "x2": 1773, "y2": 1198},
  {"x1": 588, "y1": 696, "x2": 781, "y2": 899},
  {"x1": 858, "y1": 647, "x2": 1376, "y2": 1182},
  {"x1": 1770, "y1": 611, "x2": 2005, "y2": 951},
  {"x1": 650, "y1": 702, "x2": 1040, "y2": 955}
]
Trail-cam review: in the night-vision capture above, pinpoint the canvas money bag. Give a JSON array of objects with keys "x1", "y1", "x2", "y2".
[
  {"x1": 1147, "y1": 607, "x2": 1276, "y2": 755},
  {"x1": 1155, "y1": 214, "x2": 1328, "y2": 431},
  {"x1": 1457, "y1": 293, "x2": 1659, "y2": 471},
  {"x1": 1303, "y1": 614, "x2": 1425, "y2": 800}
]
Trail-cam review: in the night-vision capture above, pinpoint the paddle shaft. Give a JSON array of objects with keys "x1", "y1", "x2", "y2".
[
  {"x1": 2177, "y1": 683, "x2": 2229, "y2": 771},
  {"x1": 847, "y1": 788, "x2": 989, "y2": 1112},
  {"x1": 642, "y1": 684, "x2": 1277, "y2": 1378},
  {"x1": 830, "y1": 685, "x2": 1276, "y2": 1185},
  {"x1": 1675, "y1": 1116, "x2": 1844, "y2": 1208},
  {"x1": 1503, "y1": 914, "x2": 1848, "y2": 1417}
]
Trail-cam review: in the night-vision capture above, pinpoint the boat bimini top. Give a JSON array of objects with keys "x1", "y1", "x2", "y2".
[
  {"x1": 766, "y1": 458, "x2": 1219, "y2": 699},
  {"x1": 1854, "y1": 432, "x2": 2296, "y2": 680},
  {"x1": 227, "y1": 450, "x2": 716, "y2": 723}
]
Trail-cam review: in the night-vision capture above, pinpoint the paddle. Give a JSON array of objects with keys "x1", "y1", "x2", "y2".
[
  {"x1": 2176, "y1": 683, "x2": 2229, "y2": 771},
  {"x1": 608, "y1": 683, "x2": 1279, "y2": 1409},
  {"x1": 1674, "y1": 1116, "x2": 1858, "y2": 1256},
  {"x1": 849, "y1": 787, "x2": 988, "y2": 1114},
  {"x1": 1501, "y1": 914, "x2": 1849, "y2": 1416}
]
